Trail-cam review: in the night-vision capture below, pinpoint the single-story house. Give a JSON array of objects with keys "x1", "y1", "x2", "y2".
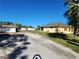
[
  {"x1": 40, "y1": 23, "x2": 74, "y2": 34},
  {"x1": 0, "y1": 25, "x2": 17, "y2": 33},
  {"x1": 27, "y1": 28, "x2": 35, "y2": 30},
  {"x1": 20, "y1": 27, "x2": 27, "y2": 30},
  {"x1": 20, "y1": 27, "x2": 35, "y2": 31}
]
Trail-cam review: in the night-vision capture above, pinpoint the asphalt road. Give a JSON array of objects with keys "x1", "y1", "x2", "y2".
[{"x1": 16, "y1": 33, "x2": 77, "y2": 59}]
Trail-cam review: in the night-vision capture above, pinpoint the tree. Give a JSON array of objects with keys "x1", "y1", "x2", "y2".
[
  {"x1": 0, "y1": 21, "x2": 14, "y2": 25},
  {"x1": 36, "y1": 25, "x2": 40, "y2": 30},
  {"x1": 15, "y1": 23, "x2": 23, "y2": 29},
  {"x1": 27, "y1": 26, "x2": 33, "y2": 28},
  {"x1": 64, "y1": 0, "x2": 79, "y2": 39}
]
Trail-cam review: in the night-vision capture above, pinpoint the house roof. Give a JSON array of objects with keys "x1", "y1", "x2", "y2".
[
  {"x1": 0, "y1": 25, "x2": 17, "y2": 28},
  {"x1": 41, "y1": 23, "x2": 72, "y2": 28}
]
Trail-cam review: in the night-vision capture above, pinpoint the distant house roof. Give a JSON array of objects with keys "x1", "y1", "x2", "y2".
[
  {"x1": 0, "y1": 25, "x2": 17, "y2": 28},
  {"x1": 41, "y1": 23, "x2": 72, "y2": 28}
]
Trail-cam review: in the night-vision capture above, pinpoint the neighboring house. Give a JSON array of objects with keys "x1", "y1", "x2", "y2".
[
  {"x1": 20, "y1": 28, "x2": 27, "y2": 30},
  {"x1": 0, "y1": 25, "x2": 17, "y2": 33},
  {"x1": 40, "y1": 23, "x2": 73, "y2": 34},
  {"x1": 27, "y1": 28, "x2": 35, "y2": 30},
  {"x1": 20, "y1": 27, "x2": 35, "y2": 31}
]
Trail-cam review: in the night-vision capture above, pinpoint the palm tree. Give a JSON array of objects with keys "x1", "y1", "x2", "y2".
[{"x1": 64, "y1": 0, "x2": 79, "y2": 39}]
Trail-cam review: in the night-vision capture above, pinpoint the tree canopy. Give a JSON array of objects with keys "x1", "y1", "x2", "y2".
[
  {"x1": 0, "y1": 21, "x2": 33, "y2": 28},
  {"x1": 64, "y1": 0, "x2": 79, "y2": 37},
  {"x1": 0, "y1": 21, "x2": 14, "y2": 25}
]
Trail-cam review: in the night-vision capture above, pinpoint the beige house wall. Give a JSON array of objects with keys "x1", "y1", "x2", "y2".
[
  {"x1": 43, "y1": 28, "x2": 56, "y2": 33},
  {"x1": 42, "y1": 27, "x2": 73, "y2": 34},
  {"x1": 64, "y1": 27, "x2": 73, "y2": 34}
]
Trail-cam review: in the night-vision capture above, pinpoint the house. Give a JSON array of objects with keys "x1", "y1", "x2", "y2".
[
  {"x1": 27, "y1": 28, "x2": 35, "y2": 30},
  {"x1": 20, "y1": 27, "x2": 27, "y2": 30},
  {"x1": 20, "y1": 27, "x2": 35, "y2": 31},
  {"x1": 40, "y1": 23, "x2": 73, "y2": 34},
  {"x1": 0, "y1": 25, "x2": 17, "y2": 33}
]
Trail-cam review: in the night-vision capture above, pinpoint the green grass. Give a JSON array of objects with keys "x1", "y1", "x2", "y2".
[{"x1": 20, "y1": 30, "x2": 79, "y2": 53}]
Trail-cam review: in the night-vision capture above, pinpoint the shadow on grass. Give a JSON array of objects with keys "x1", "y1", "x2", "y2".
[
  {"x1": 47, "y1": 33, "x2": 68, "y2": 40},
  {"x1": 47, "y1": 33, "x2": 79, "y2": 46}
]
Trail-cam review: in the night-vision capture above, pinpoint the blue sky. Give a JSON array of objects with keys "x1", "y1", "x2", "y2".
[{"x1": 0, "y1": 0, "x2": 67, "y2": 27}]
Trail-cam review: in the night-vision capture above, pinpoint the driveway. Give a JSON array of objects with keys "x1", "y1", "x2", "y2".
[
  {"x1": 16, "y1": 32, "x2": 78, "y2": 59},
  {"x1": 0, "y1": 33, "x2": 77, "y2": 59}
]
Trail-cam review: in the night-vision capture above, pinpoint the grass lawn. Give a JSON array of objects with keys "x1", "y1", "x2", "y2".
[{"x1": 20, "y1": 30, "x2": 79, "y2": 53}]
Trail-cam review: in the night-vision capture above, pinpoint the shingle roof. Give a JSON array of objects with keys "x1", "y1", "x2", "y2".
[
  {"x1": 41, "y1": 23, "x2": 71, "y2": 28},
  {"x1": 0, "y1": 25, "x2": 17, "y2": 28}
]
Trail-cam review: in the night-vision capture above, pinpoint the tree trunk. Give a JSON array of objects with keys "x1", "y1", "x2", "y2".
[
  {"x1": 56, "y1": 27, "x2": 58, "y2": 33},
  {"x1": 73, "y1": 27, "x2": 77, "y2": 40}
]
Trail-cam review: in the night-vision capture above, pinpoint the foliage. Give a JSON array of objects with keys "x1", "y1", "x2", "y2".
[
  {"x1": 64, "y1": 0, "x2": 79, "y2": 38},
  {"x1": 26, "y1": 25, "x2": 34, "y2": 28},
  {"x1": 0, "y1": 21, "x2": 33, "y2": 28},
  {"x1": 15, "y1": 23, "x2": 23, "y2": 28},
  {"x1": 36, "y1": 25, "x2": 40, "y2": 30},
  {"x1": 0, "y1": 21, "x2": 14, "y2": 25}
]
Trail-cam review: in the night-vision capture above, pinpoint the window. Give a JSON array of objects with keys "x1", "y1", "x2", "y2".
[{"x1": 4, "y1": 28, "x2": 10, "y2": 32}]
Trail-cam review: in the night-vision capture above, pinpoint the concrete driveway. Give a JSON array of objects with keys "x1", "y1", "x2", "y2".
[
  {"x1": 0, "y1": 32, "x2": 78, "y2": 59},
  {"x1": 15, "y1": 32, "x2": 78, "y2": 59}
]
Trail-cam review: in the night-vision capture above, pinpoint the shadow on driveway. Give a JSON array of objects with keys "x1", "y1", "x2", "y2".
[
  {"x1": 0, "y1": 33, "x2": 30, "y2": 59},
  {"x1": 8, "y1": 46, "x2": 28, "y2": 59}
]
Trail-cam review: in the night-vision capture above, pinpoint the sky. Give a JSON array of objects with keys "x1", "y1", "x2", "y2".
[{"x1": 0, "y1": 0, "x2": 67, "y2": 27}]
